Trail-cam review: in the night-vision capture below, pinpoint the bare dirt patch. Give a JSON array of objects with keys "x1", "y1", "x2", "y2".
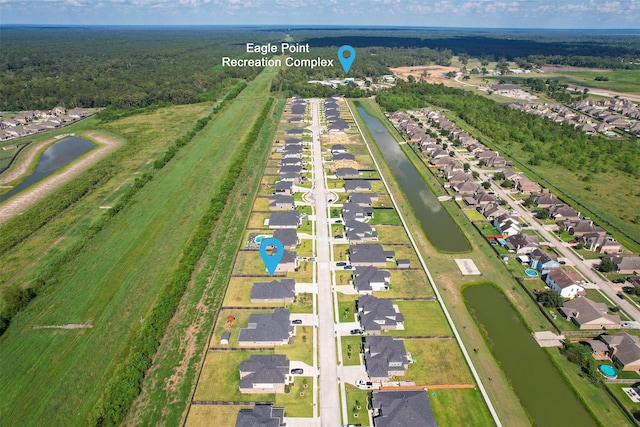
[
  {"x1": 0, "y1": 131, "x2": 121, "y2": 225},
  {"x1": 390, "y1": 65, "x2": 461, "y2": 87}
]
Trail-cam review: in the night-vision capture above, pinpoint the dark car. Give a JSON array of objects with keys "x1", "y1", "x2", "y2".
[
  {"x1": 336, "y1": 261, "x2": 347, "y2": 266},
  {"x1": 343, "y1": 265, "x2": 353, "y2": 270},
  {"x1": 350, "y1": 329, "x2": 364, "y2": 335},
  {"x1": 290, "y1": 368, "x2": 304, "y2": 374},
  {"x1": 617, "y1": 293, "x2": 625, "y2": 300},
  {"x1": 623, "y1": 286, "x2": 634, "y2": 293},
  {"x1": 335, "y1": 235, "x2": 344, "y2": 239},
  {"x1": 613, "y1": 278, "x2": 626, "y2": 284},
  {"x1": 291, "y1": 319, "x2": 303, "y2": 325}
]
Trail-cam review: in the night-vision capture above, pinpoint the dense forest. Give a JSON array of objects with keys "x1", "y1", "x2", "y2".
[
  {"x1": 0, "y1": 27, "x2": 265, "y2": 110},
  {"x1": 376, "y1": 80, "x2": 640, "y2": 178}
]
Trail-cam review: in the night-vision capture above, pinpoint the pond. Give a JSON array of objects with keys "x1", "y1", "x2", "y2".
[
  {"x1": 355, "y1": 106, "x2": 470, "y2": 253},
  {"x1": 0, "y1": 137, "x2": 95, "y2": 203},
  {"x1": 464, "y1": 284, "x2": 597, "y2": 426}
]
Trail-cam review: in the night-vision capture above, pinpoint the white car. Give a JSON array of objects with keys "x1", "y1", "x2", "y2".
[{"x1": 355, "y1": 380, "x2": 373, "y2": 389}]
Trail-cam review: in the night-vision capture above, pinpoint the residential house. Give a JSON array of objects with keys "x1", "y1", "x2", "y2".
[
  {"x1": 559, "y1": 297, "x2": 620, "y2": 330},
  {"x1": 530, "y1": 248, "x2": 560, "y2": 274},
  {"x1": 545, "y1": 269, "x2": 585, "y2": 299},
  {"x1": 494, "y1": 213, "x2": 521, "y2": 237},
  {"x1": 532, "y1": 194, "x2": 559, "y2": 208},
  {"x1": 349, "y1": 193, "x2": 378, "y2": 207},
  {"x1": 272, "y1": 229, "x2": 299, "y2": 249},
  {"x1": 342, "y1": 202, "x2": 373, "y2": 222},
  {"x1": 275, "y1": 250, "x2": 298, "y2": 273},
  {"x1": 268, "y1": 211, "x2": 301, "y2": 229},
  {"x1": 604, "y1": 256, "x2": 640, "y2": 275},
  {"x1": 600, "y1": 332, "x2": 640, "y2": 371},
  {"x1": 464, "y1": 190, "x2": 495, "y2": 205},
  {"x1": 268, "y1": 195, "x2": 295, "y2": 211},
  {"x1": 332, "y1": 152, "x2": 355, "y2": 161},
  {"x1": 580, "y1": 233, "x2": 622, "y2": 254},
  {"x1": 286, "y1": 128, "x2": 304, "y2": 136},
  {"x1": 238, "y1": 309, "x2": 294, "y2": 347},
  {"x1": 363, "y1": 336, "x2": 410, "y2": 381},
  {"x1": 371, "y1": 390, "x2": 437, "y2": 427},
  {"x1": 336, "y1": 168, "x2": 360, "y2": 179},
  {"x1": 516, "y1": 178, "x2": 542, "y2": 194},
  {"x1": 329, "y1": 119, "x2": 349, "y2": 132},
  {"x1": 358, "y1": 295, "x2": 404, "y2": 333},
  {"x1": 250, "y1": 279, "x2": 296, "y2": 303},
  {"x1": 352, "y1": 267, "x2": 390, "y2": 294},
  {"x1": 564, "y1": 218, "x2": 604, "y2": 237},
  {"x1": 280, "y1": 158, "x2": 302, "y2": 167},
  {"x1": 331, "y1": 144, "x2": 347, "y2": 154},
  {"x1": 279, "y1": 165, "x2": 302, "y2": 175},
  {"x1": 548, "y1": 204, "x2": 581, "y2": 221},
  {"x1": 235, "y1": 404, "x2": 285, "y2": 427},
  {"x1": 345, "y1": 220, "x2": 378, "y2": 243},
  {"x1": 280, "y1": 172, "x2": 301, "y2": 184},
  {"x1": 455, "y1": 181, "x2": 482, "y2": 195},
  {"x1": 344, "y1": 180, "x2": 372, "y2": 192},
  {"x1": 274, "y1": 181, "x2": 293, "y2": 195},
  {"x1": 349, "y1": 244, "x2": 395, "y2": 267},
  {"x1": 504, "y1": 233, "x2": 539, "y2": 254},
  {"x1": 238, "y1": 354, "x2": 290, "y2": 393}
]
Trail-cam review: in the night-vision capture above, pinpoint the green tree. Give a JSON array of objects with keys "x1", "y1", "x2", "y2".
[
  {"x1": 500, "y1": 179, "x2": 513, "y2": 188},
  {"x1": 599, "y1": 258, "x2": 615, "y2": 273},
  {"x1": 537, "y1": 209, "x2": 550, "y2": 220},
  {"x1": 482, "y1": 181, "x2": 492, "y2": 189},
  {"x1": 537, "y1": 289, "x2": 563, "y2": 308}
]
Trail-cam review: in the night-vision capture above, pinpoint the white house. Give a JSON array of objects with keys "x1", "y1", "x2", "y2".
[{"x1": 545, "y1": 269, "x2": 585, "y2": 299}]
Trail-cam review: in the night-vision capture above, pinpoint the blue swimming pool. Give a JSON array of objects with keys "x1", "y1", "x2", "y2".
[
  {"x1": 525, "y1": 269, "x2": 539, "y2": 277},
  {"x1": 255, "y1": 235, "x2": 269, "y2": 243},
  {"x1": 599, "y1": 365, "x2": 617, "y2": 378}
]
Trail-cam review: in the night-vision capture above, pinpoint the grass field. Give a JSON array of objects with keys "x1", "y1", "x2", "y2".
[
  {"x1": 399, "y1": 339, "x2": 474, "y2": 386},
  {"x1": 185, "y1": 405, "x2": 252, "y2": 427},
  {"x1": 344, "y1": 384, "x2": 371, "y2": 425},
  {"x1": 389, "y1": 300, "x2": 453, "y2": 337},
  {"x1": 275, "y1": 377, "x2": 314, "y2": 417},
  {"x1": 429, "y1": 388, "x2": 496, "y2": 427},
  {"x1": 0, "y1": 70, "x2": 278, "y2": 425},
  {"x1": 275, "y1": 325, "x2": 314, "y2": 365},
  {"x1": 341, "y1": 336, "x2": 364, "y2": 366}
]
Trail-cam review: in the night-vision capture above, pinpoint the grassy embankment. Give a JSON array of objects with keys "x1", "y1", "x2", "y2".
[
  {"x1": 349, "y1": 99, "x2": 499, "y2": 426},
  {"x1": 0, "y1": 69, "x2": 276, "y2": 426},
  {"x1": 353, "y1": 98, "x2": 634, "y2": 426}
]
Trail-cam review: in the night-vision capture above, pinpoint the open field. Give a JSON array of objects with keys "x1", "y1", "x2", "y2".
[
  {"x1": 0, "y1": 70, "x2": 277, "y2": 425},
  {"x1": 389, "y1": 300, "x2": 452, "y2": 337},
  {"x1": 399, "y1": 339, "x2": 473, "y2": 385},
  {"x1": 429, "y1": 388, "x2": 496, "y2": 427},
  {"x1": 185, "y1": 405, "x2": 252, "y2": 427}
]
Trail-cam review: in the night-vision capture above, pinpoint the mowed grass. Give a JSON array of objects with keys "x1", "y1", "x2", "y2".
[
  {"x1": 429, "y1": 388, "x2": 496, "y2": 427},
  {"x1": 0, "y1": 73, "x2": 275, "y2": 425},
  {"x1": 194, "y1": 350, "x2": 275, "y2": 402},
  {"x1": 389, "y1": 300, "x2": 452, "y2": 337},
  {"x1": 185, "y1": 405, "x2": 251, "y2": 427},
  {"x1": 398, "y1": 339, "x2": 473, "y2": 386},
  {"x1": 275, "y1": 377, "x2": 314, "y2": 417},
  {"x1": 344, "y1": 384, "x2": 371, "y2": 425}
]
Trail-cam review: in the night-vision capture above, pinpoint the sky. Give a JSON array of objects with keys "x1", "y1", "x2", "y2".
[{"x1": 1, "y1": 0, "x2": 639, "y2": 29}]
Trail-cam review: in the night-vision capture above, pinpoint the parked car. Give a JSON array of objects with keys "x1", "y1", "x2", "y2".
[
  {"x1": 335, "y1": 219, "x2": 343, "y2": 224},
  {"x1": 613, "y1": 278, "x2": 626, "y2": 284},
  {"x1": 350, "y1": 329, "x2": 364, "y2": 335},
  {"x1": 343, "y1": 265, "x2": 353, "y2": 270},
  {"x1": 336, "y1": 261, "x2": 347, "y2": 266},
  {"x1": 617, "y1": 293, "x2": 625, "y2": 300},
  {"x1": 291, "y1": 319, "x2": 303, "y2": 325},
  {"x1": 334, "y1": 235, "x2": 344, "y2": 239},
  {"x1": 290, "y1": 368, "x2": 304, "y2": 374},
  {"x1": 355, "y1": 380, "x2": 373, "y2": 389},
  {"x1": 623, "y1": 286, "x2": 634, "y2": 293}
]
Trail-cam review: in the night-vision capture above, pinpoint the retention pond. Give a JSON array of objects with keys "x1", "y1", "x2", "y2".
[
  {"x1": 0, "y1": 137, "x2": 94, "y2": 203},
  {"x1": 356, "y1": 106, "x2": 469, "y2": 253},
  {"x1": 464, "y1": 284, "x2": 597, "y2": 427}
]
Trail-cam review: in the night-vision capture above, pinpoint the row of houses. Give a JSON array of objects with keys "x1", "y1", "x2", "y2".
[{"x1": 0, "y1": 107, "x2": 91, "y2": 141}]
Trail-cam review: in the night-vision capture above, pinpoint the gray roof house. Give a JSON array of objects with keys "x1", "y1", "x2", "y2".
[
  {"x1": 238, "y1": 309, "x2": 293, "y2": 347},
  {"x1": 604, "y1": 256, "x2": 640, "y2": 275},
  {"x1": 371, "y1": 390, "x2": 437, "y2": 427},
  {"x1": 331, "y1": 144, "x2": 347, "y2": 154},
  {"x1": 358, "y1": 295, "x2": 404, "y2": 333},
  {"x1": 274, "y1": 180, "x2": 293, "y2": 195},
  {"x1": 251, "y1": 279, "x2": 296, "y2": 303},
  {"x1": 268, "y1": 211, "x2": 301, "y2": 229},
  {"x1": 349, "y1": 192, "x2": 379, "y2": 206},
  {"x1": 329, "y1": 119, "x2": 349, "y2": 131},
  {"x1": 280, "y1": 172, "x2": 301, "y2": 183},
  {"x1": 600, "y1": 332, "x2": 640, "y2": 371},
  {"x1": 344, "y1": 180, "x2": 372, "y2": 192},
  {"x1": 235, "y1": 404, "x2": 285, "y2": 427},
  {"x1": 345, "y1": 220, "x2": 378, "y2": 243},
  {"x1": 363, "y1": 336, "x2": 410, "y2": 381},
  {"x1": 273, "y1": 229, "x2": 299, "y2": 249},
  {"x1": 342, "y1": 202, "x2": 373, "y2": 222},
  {"x1": 280, "y1": 157, "x2": 302, "y2": 166},
  {"x1": 353, "y1": 267, "x2": 390, "y2": 294},
  {"x1": 279, "y1": 165, "x2": 302, "y2": 175},
  {"x1": 504, "y1": 233, "x2": 539, "y2": 254},
  {"x1": 332, "y1": 152, "x2": 356, "y2": 161},
  {"x1": 268, "y1": 195, "x2": 295, "y2": 211},
  {"x1": 336, "y1": 167, "x2": 360, "y2": 179},
  {"x1": 559, "y1": 297, "x2": 620, "y2": 330},
  {"x1": 286, "y1": 128, "x2": 304, "y2": 136},
  {"x1": 275, "y1": 250, "x2": 298, "y2": 273},
  {"x1": 238, "y1": 354, "x2": 290, "y2": 393},
  {"x1": 349, "y1": 244, "x2": 395, "y2": 267}
]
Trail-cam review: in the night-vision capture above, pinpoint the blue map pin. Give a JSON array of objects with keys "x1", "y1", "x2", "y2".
[
  {"x1": 259, "y1": 237, "x2": 285, "y2": 276},
  {"x1": 337, "y1": 45, "x2": 356, "y2": 74}
]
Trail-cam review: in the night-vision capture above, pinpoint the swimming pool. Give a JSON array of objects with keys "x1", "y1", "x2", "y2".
[
  {"x1": 255, "y1": 235, "x2": 269, "y2": 243},
  {"x1": 525, "y1": 269, "x2": 539, "y2": 277},
  {"x1": 599, "y1": 365, "x2": 617, "y2": 379}
]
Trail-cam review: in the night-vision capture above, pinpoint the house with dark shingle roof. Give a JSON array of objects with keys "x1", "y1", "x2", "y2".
[
  {"x1": 238, "y1": 309, "x2": 293, "y2": 347},
  {"x1": 274, "y1": 180, "x2": 293, "y2": 195},
  {"x1": 268, "y1": 195, "x2": 295, "y2": 211},
  {"x1": 349, "y1": 244, "x2": 395, "y2": 267},
  {"x1": 268, "y1": 211, "x2": 301, "y2": 229},
  {"x1": 331, "y1": 144, "x2": 347, "y2": 154},
  {"x1": 275, "y1": 250, "x2": 298, "y2": 273},
  {"x1": 345, "y1": 220, "x2": 378, "y2": 243},
  {"x1": 329, "y1": 119, "x2": 349, "y2": 132},
  {"x1": 235, "y1": 404, "x2": 285, "y2": 427},
  {"x1": 280, "y1": 157, "x2": 302, "y2": 167},
  {"x1": 273, "y1": 229, "x2": 298, "y2": 249},
  {"x1": 279, "y1": 165, "x2": 302, "y2": 175},
  {"x1": 349, "y1": 192, "x2": 378, "y2": 207},
  {"x1": 504, "y1": 233, "x2": 539, "y2": 254},
  {"x1": 559, "y1": 297, "x2": 620, "y2": 330},
  {"x1": 353, "y1": 267, "x2": 390, "y2": 294},
  {"x1": 371, "y1": 390, "x2": 437, "y2": 427},
  {"x1": 332, "y1": 152, "x2": 355, "y2": 161},
  {"x1": 529, "y1": 248, "x2": 560, "y2": 274},
  {"x1": 251, "y1": 279, "x2": 296, "y2": 303},
  {"x1": 358, "y1": 295, "x2": 404, "y2": 333},
  {"x1": 286, "y1": 128, "x2": 304, "y2": 136},
  {"x1": 604, "y1": 256, "x2": 640, "y2": 275},
  {"x1": 336, "y1": 167, "x2": 359, "y2": 179},
  {"x1": 363, "y1": 336, "x2": 410, "y2": 381},
  {"x1": 344, "y1": 180, "x2": 372, "y2": 192},
  {"x1": 342, "y1": 202, "x2": 373, "y2": 222},
  {"x1": 238, "y1": 354, "x2": 290, "y2": 393},
  {"x1": 600, "y1": 331, "x2": 640, "y2": 371},
  {"x1": 545, "y1": 269, "x2": 585, "y2": 299}
]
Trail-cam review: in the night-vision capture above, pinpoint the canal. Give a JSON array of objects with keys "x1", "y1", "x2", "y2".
[
  {"x1": 0, "y1": 137, "x2": 95, "y2": 203},
  {"x1": 464, "y1": 284, "x2": 597, "y2": 427},
  {"x1": 356, "y1": 106, "x2": 470, "y2": 253}
]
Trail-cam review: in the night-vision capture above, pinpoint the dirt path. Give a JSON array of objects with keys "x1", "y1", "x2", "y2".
[{"x1": 0, "y1": 131, "x2": 121, "y2": 225}]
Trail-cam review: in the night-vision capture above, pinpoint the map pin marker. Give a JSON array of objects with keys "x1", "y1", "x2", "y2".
[
  {"x1": 259, "y1": 237, "x2": 285, "y2": 276},
  {"x1": 337, "y1": 45, "x2": 356, "y2": 74}
]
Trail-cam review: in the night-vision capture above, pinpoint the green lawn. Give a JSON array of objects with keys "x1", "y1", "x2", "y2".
[
  {"x1": 194, "y1": 350, "x2": 274, "y2": 402},
  {"x1": 389, "y1": 300, "x2": 452, "y2": 337},
  {"x1": 276, "y1": 325, "x2": 314, "y2": 365},
  {"x1": 338, "y1": 297, "x2": 357, "y2": 323},
  {"x1": 341, "y1": 336, "x2": 364, "y2": 366},
  {"x1": 186, "y1": 405, "x2": 252, "y2": 427},
  {"x1": 429, "y1": 388, "x2": 496, "y2": 427},
  {"x1": 344, "y1": 384, "x2": 371, "y2": 426},
  {"x1": 370, "y1": 208, "x2": 402, "y2": 225},
  {"x1": 398, "y1": 339, "x2": 473, "y2": 386},
  {"x1": 386, "y1": 269, "x2": 434, "y2": 298},
  {"x1": 276, "y1": 377, "x2": 314, "y2": 417}
]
